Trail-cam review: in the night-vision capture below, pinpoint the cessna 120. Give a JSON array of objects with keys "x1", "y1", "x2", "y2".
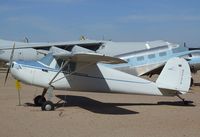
[{"x1": 9, "y1": 46, "x2": 192, "y2": 111}]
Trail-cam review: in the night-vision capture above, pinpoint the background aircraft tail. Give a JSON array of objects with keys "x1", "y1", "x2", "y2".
[{"x1": 156, "y1": 57, "x2": 191, "y2": 95}]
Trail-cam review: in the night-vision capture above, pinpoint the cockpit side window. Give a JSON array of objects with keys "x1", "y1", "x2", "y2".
[
  {"x1": 148, "y1": 54, "x2": 155, "y2": 59},
  {"x1": 159, "y1": 52, "x2": 167, "y2": 57},
  {"x1": 55, "y1": 59, "x2": 64, "y2": 69},
  {"x1": 137, "y1": 56, "x2": 144, "y2": 61},
  {"x1": 63, "y1": 61, "x2": 76, "y2": 74}
]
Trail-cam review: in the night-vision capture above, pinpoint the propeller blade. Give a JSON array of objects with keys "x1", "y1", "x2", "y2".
[
  {"x1": 4, "y1": 68, "x2": 10, "y2": 86},
  {"x1": 9, "y1": 43, "x2": 15, "y2": 65},
  {"x1": 4, "y1": 43, "x2": 15, "y2": 86}
]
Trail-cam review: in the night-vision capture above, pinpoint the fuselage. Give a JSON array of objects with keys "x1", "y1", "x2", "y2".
[
  {"x1": 113, "y1": 47, "x2": 200, "y2": 76},
  {"x1": 10, "y1": 60, "x2": 164, "y2": 96},
  {"x1": 10, "y1": 53, "x2": 191, "y2": 97}
]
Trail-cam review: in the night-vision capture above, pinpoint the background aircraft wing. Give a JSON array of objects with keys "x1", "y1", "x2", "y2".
[
  {"x1": 139, "y1": 63, "x2": 165, "y2": 76},
  {"x1": 54, "y1": 52, "x2": 127, "y2": 64},
  {"x1": 0, "y1": 39, "x2": 103, "y2": 51}
]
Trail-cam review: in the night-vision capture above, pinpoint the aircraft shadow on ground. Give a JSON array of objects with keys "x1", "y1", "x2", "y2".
[
  {"x1": 55, "y1": 95, "x2": 139, "y2": 115},
  {"x1": 24, "y1": 95, "x2": 195, "y2": 115},
  {"x1": 194, "y1": 83, "x2": 200, "y2": 86}
]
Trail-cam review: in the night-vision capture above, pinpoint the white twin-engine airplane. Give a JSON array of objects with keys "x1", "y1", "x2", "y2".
[{"x1": 10, "y1": 51, "x2": 191, "y2": 111}]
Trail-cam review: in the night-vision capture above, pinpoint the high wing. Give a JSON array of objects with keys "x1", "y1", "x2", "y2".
[{"x1": 48, "y1": 52, "x2": 127, "y2": 87}]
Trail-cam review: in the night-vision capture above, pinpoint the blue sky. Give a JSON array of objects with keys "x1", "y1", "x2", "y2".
[{"x1": 0, "y1": 0, "x2": 200, "y2": 47}]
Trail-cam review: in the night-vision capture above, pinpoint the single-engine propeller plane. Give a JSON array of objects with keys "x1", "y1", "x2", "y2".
[{"x1": 9, "y1": 47, "x2": 192, "y2": 111}]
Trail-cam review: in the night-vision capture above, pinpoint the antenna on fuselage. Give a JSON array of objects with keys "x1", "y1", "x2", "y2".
[
  {"x1": 184, "y1": 42, "x2": 186, "y2": 47},
  {"x1": 80, "y1": 35, "x2": 86, "y2": 40},
  {"x1": 24, "y1": 37, "x2": 29, "y2": 43}
]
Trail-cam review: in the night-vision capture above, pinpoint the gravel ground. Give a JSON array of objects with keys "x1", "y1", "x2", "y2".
[{"x1": 0, "y1": 73, "x2": 200, "y2": 137}]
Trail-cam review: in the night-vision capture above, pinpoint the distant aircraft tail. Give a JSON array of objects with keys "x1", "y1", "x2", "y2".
[{"x1": 156, "y1": 57, "x2": 191, "y2": 95}]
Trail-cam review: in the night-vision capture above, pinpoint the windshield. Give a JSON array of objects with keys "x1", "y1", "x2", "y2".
[{"x1": 39, "y1": 53, "x2": 54, "y2": 66}]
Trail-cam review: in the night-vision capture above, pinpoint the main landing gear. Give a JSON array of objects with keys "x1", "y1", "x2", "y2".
[
  {"x1": 41, "y1": 101, "x2": 55, "y2": 111},
  {"x1": 33, "y1": 87, "x2": 55, "y2": 111},
  {"x1": 34, "y1": 95, "x2": 46, "y2": 106}
]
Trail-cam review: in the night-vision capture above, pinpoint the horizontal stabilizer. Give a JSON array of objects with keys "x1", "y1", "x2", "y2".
[{"x1": 156, "y1": 57, "x2": 191, "y2": 94}]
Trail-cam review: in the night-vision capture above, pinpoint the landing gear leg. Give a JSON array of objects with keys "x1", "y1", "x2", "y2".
[
  {"x1": 34, "y1": 88, "x2": 47, "y2": 106},
  {"x1": 176, "y1": 94, "x2": 190, "y2": 105},
  {"x1": 41, "y1": 86, "x2": 55, "y2": 111},
  {"x1": 190, "y1": 78, "x2": 194, "y2": 87}
]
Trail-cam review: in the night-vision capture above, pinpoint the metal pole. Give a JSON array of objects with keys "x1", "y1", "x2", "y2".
[{"x1": 17, "y1": 88, "x2": 21, "y2": 106}]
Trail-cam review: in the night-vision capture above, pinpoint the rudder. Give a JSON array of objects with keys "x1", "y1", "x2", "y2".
[{"x1": 156, "y1": 57, "x2": 191, "y2": 95}]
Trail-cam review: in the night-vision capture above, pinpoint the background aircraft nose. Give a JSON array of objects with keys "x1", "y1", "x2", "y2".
[
  {"x1": 0, "y1": 50, "x2": 5, "y2": 54},
  {"x1": 0, "y1": 50, "x2": 10, "y2": 61}
]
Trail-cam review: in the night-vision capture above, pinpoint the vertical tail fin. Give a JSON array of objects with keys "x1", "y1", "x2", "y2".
[{"x1": 156, "y1": 57, "x2": 191, "y2": 95}]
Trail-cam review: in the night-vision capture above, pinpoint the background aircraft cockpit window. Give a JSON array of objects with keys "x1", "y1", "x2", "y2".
[
  {"x1": 148, "y1": 54, "x2": 155, "y2": 59},
  {"x1": 172, "y1": 46, "x2": 188, "y2": 53},
  {"x1": 137, "y1": 56, "x2": 144, "y2": 61},
  {"x1": 39, "y1": 53, "x2": 54, "y2": 66},
  {"x1": 181, "y1": 55, "x2": 190, "y2": 58},
  {"x1": 159, "y1": 52, "x2": 167, "y2": 57}
]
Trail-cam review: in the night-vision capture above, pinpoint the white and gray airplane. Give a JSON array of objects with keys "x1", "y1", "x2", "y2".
[
  {"x1": 10, "y1": 50, "x2": 191, "y2": 111},
  {"x1": 113, "y1": 45, "x2": 200, "y2": 76},
  {"x1": 0, "y1": 39, "x2": 178, "y2": 62},
  {"x1": 1, "y1": 38, "x2": 200, "y2": 86}
]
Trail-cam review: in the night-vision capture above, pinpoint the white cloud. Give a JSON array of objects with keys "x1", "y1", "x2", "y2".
[
  {"x1": 120, "y1": 14, "x2": 200, "y2": 23},
  {"x1": 19, "y1": 0, "x2": 86, "y2": 4},
  {"x1": 0, "y1": 5, "x2": 24, "y2": 13}
]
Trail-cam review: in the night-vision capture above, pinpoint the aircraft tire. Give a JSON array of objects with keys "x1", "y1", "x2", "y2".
[
  {"x1": 41, "y1": 101, "x2": 55, "y2": 111},
  {"x1": 34, "y1": 95, "x2": 46, "y2": 106}
]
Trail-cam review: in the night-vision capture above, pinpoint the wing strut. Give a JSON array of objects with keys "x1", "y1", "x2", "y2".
[{"x1": 48, "y1": 61, "x2": 69, "y2": 86}]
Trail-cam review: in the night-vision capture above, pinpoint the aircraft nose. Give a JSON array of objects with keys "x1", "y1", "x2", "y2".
[
  {"x1": 10, "y1": 62, "x2": 17, "y2": 75},
  {"x1": 10, "y1": 62, "x2": 22, "y2": 80}
]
